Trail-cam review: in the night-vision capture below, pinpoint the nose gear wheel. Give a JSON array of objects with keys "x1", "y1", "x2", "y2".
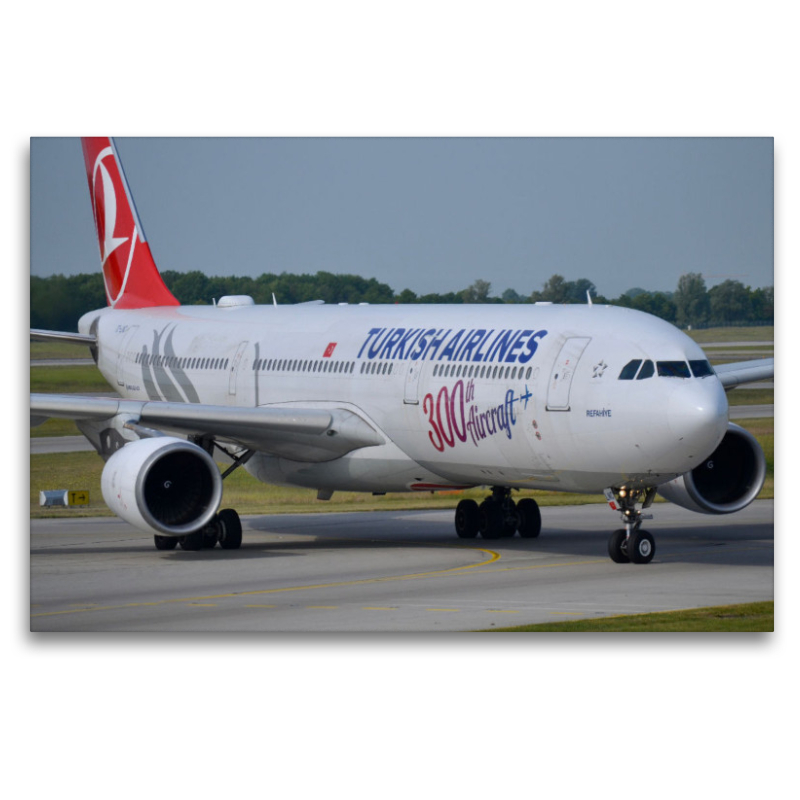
[{"x1": 606, "y1": 487, "x2": 657, "y2": 564}]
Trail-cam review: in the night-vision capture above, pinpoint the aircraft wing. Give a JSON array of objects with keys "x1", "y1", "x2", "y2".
[
  {"x1": 30, "y1": 394, "x2": 384, "y2": 462},
  {"x1": 713, "y1": 358, "x2": 774, "y2": 390}
]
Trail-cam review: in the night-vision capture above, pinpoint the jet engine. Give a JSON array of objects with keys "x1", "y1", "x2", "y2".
[
  {"x1": 101, "y1": 437, "x2": 223, "y2": 536},
  {"x1": 657, "y1": 422, "x2": 766, "y2": 514}
]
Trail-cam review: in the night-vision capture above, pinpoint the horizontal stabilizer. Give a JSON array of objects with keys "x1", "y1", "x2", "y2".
[{"x1": 30, "y1": 329, "x2": 96, "y2": 346}]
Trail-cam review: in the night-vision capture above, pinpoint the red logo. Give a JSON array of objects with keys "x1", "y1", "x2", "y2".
[{"x1": 323, "y1": 342, "x2": 337, "y2": 358}]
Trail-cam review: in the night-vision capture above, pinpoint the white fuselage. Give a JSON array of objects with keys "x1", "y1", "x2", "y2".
[{"x1": 80, "y1": 301, "x2": 729, "y2": 496}]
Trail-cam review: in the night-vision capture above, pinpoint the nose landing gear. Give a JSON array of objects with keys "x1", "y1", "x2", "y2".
[{"x1": 605, "y1": 487, "x2": 657, "y2": 564}]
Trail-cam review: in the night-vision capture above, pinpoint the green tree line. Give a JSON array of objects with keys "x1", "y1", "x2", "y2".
[{"x1": 30, "y1": 270, "x2": 773, "y2": 332}]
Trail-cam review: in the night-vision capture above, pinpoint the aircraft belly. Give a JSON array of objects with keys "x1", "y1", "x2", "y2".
[{"x1": 246, "y1": 441, "x2": 454, "y2": 494}]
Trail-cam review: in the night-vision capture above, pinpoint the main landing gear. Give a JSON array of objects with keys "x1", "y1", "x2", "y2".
[
  {"x1": 153, "y1": 508, "x2": 243, "y2": 552},
  {"x1": 454, "y1": 487, "x2": 541, "y2": 540},
  {"x1": 605, "y1": 487, "x2": 657, "y2": 564}
]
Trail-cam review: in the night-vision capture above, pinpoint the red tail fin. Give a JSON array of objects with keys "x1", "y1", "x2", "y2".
[{"x1": 81, "y1": 138, "x2": 179, "y2": 309}]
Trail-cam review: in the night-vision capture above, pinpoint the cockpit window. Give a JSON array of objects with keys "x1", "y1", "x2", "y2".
[
  {"x1": 636, "y1": 360, "x2": 655, "y2": 379},
  {"x1": 689, "y1": 359, "x2": 714, "y2": 378},
  {"x1": 657, "y1": 361, "x2": 691, "y2": 378},
  {"x1": 618, "y1": 359, "x2": 642, "y2": 380}
]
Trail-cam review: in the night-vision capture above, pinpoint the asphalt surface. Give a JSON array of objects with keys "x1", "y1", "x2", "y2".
[{"x1": 30, "y1": 501, "x2": 774, "y2": 632}]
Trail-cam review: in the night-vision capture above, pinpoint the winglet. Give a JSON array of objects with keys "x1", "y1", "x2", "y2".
[{"x1": 81, "y1": 138, "x2": 179, "y2": 309}]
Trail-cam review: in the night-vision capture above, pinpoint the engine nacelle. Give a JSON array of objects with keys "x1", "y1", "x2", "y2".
[
  {"x1": 657, "y1": 422, "x2": 766, "y2": 514},
  {"x1": 101, "y1": 437, "x2": 223, "y2": 536}
]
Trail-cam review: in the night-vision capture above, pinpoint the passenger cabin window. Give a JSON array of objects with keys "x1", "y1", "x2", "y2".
[
  {"x1": 689, "y1": 359, "x2": 714, "y2": 377},
  {"x1": 657, "y1": 361, "x2": 691, "y2": 378}
]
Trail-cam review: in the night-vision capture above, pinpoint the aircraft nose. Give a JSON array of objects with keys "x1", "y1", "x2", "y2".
[{"x1": 667, "y1": 379, "x2": 729, "y2": 458}]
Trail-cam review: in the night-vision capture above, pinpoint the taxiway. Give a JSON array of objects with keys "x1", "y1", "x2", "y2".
[{"x1": 30, "y1": 501, "x2": 774, "y2": 632}]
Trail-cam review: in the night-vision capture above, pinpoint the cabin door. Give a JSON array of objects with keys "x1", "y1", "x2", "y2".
[
  {"x1": 403, "y1": 360, "x2": 423, "y2": 404},
  {"x1": 228, "y1": 341, "x2": 249, "y2": 396},
  {"x1": 546, "y1": 337, "x2": 591, "y2": 411},
  {"x1": 116, "y1": 326, "x2": 139, "y2": 387}
]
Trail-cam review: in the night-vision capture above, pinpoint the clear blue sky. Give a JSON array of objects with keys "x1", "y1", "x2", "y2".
[{"x1": 30, "y1": 137, "x2": 773, "y2": 300}]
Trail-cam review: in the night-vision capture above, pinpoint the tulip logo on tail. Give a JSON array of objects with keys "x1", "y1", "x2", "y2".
[
  {"x1": 90, "y1": 146, "x2": 137, "y2": 305},
  {"x1": 81, "y1": 137, "x2": 179, "y2": 309}
]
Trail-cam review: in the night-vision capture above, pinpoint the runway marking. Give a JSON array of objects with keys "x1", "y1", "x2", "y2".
[
  {"x1": 30, "y1": 542, "x2": 501, "y2": 619},
  {"x1": 362, "y1": 607, "x2": 396, "y2": 611},
  {"x1": 487, "y1": 609, "x2": 520, "y2": 614}
]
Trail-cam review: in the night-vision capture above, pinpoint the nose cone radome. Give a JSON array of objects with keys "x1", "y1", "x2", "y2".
[{"x1": 667, "y1": 379, "x2": 729, "y2": 460}]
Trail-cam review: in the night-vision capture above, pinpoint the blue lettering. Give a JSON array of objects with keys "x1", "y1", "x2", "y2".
[
  {"x1": 358, "y1": 328, "x2": 383, "y2": 358},
  {"x1": 505, "y1": 329, "x2": 532, "y2": 363},
  {"x1": 518, "y1": 329, "x2": 548, "y2": 364},
  {"x1": 439, "y1": 329, "x2": 466, "y2": 361},
  {"x1": 459, "y1": 329, "x2": 486, "y2": 362},
  {"x1": 409, "y1": 329, "x2": 436, "y2": 360},
  {"x1": 473, "y1": 329, "x2": 495, "y2": 362},
  {"x1": 356, "y1": 325, "x2": 548, "y2": 364},
  {"x1": 380, "y1": 328, "x2": 405, "y2": 359},
  {"x1": 394, "y1": 327, "x2": 423, "y2": 359},
  {"x1": 368, "y1": 328, "x2": 395, "y2": 359},
  {"x1": 486, "y1": 329, "x2": 515, "y2": 362},
  {"x1": 426, "y1": 329, "x2": 451, "y2": 360}
]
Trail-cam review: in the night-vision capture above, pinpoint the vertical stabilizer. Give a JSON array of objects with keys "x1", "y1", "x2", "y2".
[{"x1": 81, "y1": 138, "x2": 179, "y2": 309}]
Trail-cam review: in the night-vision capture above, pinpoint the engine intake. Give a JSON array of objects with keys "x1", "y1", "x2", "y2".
[
  {"x1": 101, "y1": 437, "x2": 223, "y2": 535},
  {"x1": 657, "y1": 422, "x2": 766, "y2": 514}
]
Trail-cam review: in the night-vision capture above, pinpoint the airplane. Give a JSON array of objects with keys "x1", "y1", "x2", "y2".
[{"x1": 30, "y1": 137, "x2": 774, "y2": 564}]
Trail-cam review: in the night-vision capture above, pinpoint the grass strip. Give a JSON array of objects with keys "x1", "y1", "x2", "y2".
[
  {"x1": 30, "y1": 365, "x2": 111, "y2": 393},
  {"x1": 685, "y1": 327, "x2": 773, "y2": 343},
  {"x1": 479, "y1": 601, "x2": 773, "y2": 632}
]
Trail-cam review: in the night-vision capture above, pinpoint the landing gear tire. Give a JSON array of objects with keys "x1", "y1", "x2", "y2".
[
  {"x1": 501, "y1": 503, "x2": 518, "y2": 537},
  {"x1": 154, "y1": 534, "x2": 178, "y2": 551},
  {"x1": 479, "y1": 499, "x2": 504, "y2": 540},
  {"x1": 202, "y1": 527, "x2": 218, "y2": 548},
  {"x1": 517, "y1": 498, "x2": 541, "y2": 538},
  {"x1": 455, "y1": 499, "x2": 480, "y2": 538},
  {"x1": 608, "y1": 529, "x2": 630, "y2": 563},
  {"x1": 217, "y1": 508, "x2": 243, "y2": 550},
  {"x1": 179, "y1": 531, "x2": 204, "y2": 551},
  {"x1": 628, "y1": 530, "x2": 655, "y2": 564}
]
